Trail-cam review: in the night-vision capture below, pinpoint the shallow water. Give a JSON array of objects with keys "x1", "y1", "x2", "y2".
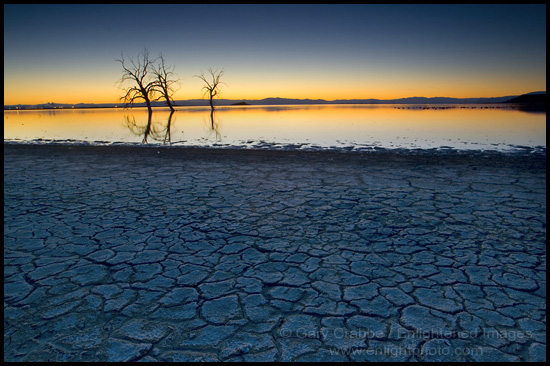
[{"x1": 3, "y1": 104, "x2": 546, "y2": 152}]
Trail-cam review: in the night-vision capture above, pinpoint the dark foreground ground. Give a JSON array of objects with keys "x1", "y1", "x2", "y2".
[{"x1": 4, "y1": 144, "x2": 546, "y2": 361}]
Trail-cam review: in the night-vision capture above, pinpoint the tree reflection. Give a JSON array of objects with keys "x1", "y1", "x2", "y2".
[
  {"x1": 205, "y1": 109, "x2": 221, "y2": 142},
  {"x1": 123, "y1": 110, "x2": 176, "y2": 144},
  {"x1": 123, "y1": 109, "x2": 222, "y2": 145},
  {"x1": 162, "y1": 110, "x2": 175, "y2": 144}
]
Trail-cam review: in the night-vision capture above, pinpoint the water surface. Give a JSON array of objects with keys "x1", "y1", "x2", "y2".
[{"x1": 4, "y1": 104, "x2": 546, "y2": 152}]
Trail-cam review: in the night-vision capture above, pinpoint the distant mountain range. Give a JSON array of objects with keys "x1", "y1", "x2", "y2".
[{"x1": 4, "y1": 91, "x2": 545, "y2": 110}]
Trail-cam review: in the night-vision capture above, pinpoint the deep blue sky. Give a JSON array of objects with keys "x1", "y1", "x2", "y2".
[{"x1": 4, "y1": 4, "x2": 546, "y2": 104}]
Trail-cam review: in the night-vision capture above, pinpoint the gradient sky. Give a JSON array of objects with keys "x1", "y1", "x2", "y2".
[{"x1": 4, "y1": 4, "x2": 546, "y2": 105}]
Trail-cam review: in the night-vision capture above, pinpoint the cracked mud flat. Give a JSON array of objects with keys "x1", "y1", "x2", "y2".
[{"x1": 4, "y1": 144, "x2": 546, "y2": 362}]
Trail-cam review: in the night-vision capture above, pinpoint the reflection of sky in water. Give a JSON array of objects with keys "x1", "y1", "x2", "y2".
[{"x1": 3, "y1": 105, "x2": 546, "y2": 152}]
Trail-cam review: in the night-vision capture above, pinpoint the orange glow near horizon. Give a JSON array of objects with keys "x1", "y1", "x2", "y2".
[
  {"x1": 5, "y1": 84, "x2": 545, "y2": 106},
  {"x1": 4, "y1": 5, "x2": 546, "y2": 106},
  {"x1": 3, "y1": 54, "x2": 546, "y2": 105},
  {"x1": 3, "y1": 67, "x2": 546, "y2": 105}
]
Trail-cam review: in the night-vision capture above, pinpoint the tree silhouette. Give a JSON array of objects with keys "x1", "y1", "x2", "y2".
[
  {"x1": 152, "y1": 54, "x2": 180, "y2": 112},
  {"x1": 116, "y1": 49, "x2": 157, "y2": 114},
  {"x1": 195, "y1": 68, "x2": 226, "y2": 110}
]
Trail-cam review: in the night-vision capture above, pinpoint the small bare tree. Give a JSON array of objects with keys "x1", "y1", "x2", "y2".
[
  {"x1": 116, "y1": 49, "x2": 157, "y2": 114},
  {"x1": 152, "y1": 54, "x2": 180, "y2": 112},
  {"x1": 195, "y1": 68, "x2": 226, "y2": 110}
]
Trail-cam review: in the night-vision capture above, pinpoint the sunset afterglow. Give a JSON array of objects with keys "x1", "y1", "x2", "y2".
[{"x1": 4, "y1": 4, "x2": 546, "y2": 105}]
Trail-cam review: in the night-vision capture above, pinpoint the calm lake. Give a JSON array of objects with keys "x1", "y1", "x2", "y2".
[{"x1": 3, "y1": 104, "x2": 546, "y2": 152}]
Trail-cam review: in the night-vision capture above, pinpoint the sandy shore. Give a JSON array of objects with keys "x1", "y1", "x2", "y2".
[{"x1": 4, "y1": 143, "x2": 546, "y2": 361}]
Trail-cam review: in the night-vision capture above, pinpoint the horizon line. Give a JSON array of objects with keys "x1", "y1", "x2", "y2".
[{"x1": 4, "y1": 91, "x2": 546, "y2": 108}]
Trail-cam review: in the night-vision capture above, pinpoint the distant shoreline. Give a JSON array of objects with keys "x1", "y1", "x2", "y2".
[
  {"x1": 4, "y1": 92, "x2": 545, "y2": 111},
  {"x1": 4, "y1": 103, "x2": 544, "y2": 113}
]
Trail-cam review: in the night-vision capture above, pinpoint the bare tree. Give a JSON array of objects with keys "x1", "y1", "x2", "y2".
[
  {"x1": 116, "y1": 49, "x2": 157, "y2": 114},
  {"x1": 195, "y1": 68, "x2": 226, "y2": 110},
  {"x1": 152, "y1": 54, "x2": 180, "y2": 112}
]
